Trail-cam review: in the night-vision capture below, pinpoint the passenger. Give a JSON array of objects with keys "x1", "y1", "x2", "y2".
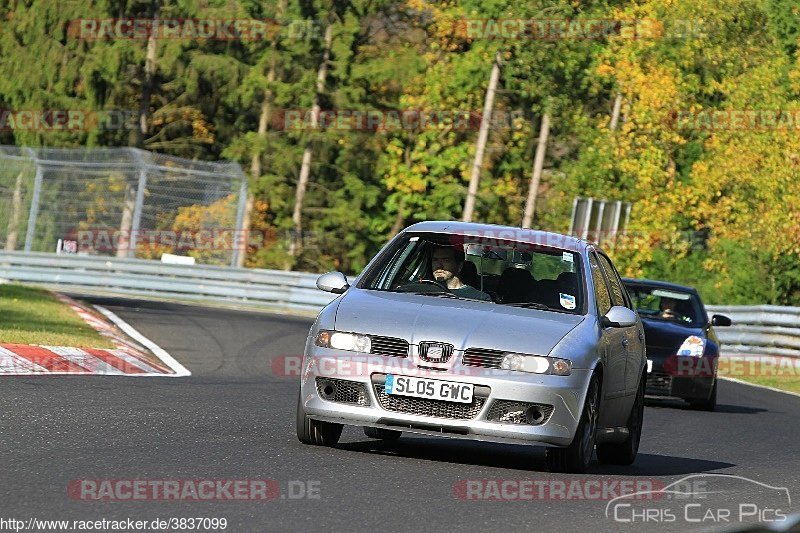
[{"x1": 430, "y1": 246, "x2": 491, "y2": 301}]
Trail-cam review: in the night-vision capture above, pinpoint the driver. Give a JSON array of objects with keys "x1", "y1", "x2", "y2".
[
  {"x1": 430, "y1": 246, "x2": 491, "y2": 301},
  {"x1": 659, "y1": 297, "x2": 680, "y2": 320}
]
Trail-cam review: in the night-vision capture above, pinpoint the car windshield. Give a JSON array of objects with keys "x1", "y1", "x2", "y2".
[
  {"x1": 624, "y1": 284, "x2": 704, "y2": 327},
  {"x1": 359, "y1": 232, "x2": 584, "y2": 314}
]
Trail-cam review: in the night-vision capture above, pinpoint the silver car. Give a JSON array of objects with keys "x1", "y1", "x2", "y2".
[{"x1": 296, "y1": 221, "x2": 646, "y2": 473}]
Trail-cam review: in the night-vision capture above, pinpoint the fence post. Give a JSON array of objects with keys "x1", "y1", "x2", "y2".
[
  {"x1": 129, "y1": 151, "x2": 149, "y2": 258},
  {"x1": 23, "y1": 152, "x2": 43, "y2": 252},
  {"x1": 231, "y1": 177, "x2": 248, "y2": 268}
]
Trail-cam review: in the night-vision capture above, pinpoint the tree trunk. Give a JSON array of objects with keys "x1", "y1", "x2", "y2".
[
  {"x1": 120, "y1": 8, "x2": 158, "y2": 257},
  {"x1": 5, "y1": 171, "x2": 24, "y2": 250},
  {"x1": 133, "y1": 8, "x2": 158, "y2": 149},
  {"x1": 289, "y1": 22, "x2": 333, "y2": 259},
  {"x1": 463, "y1": 50, "x2": 502, "y2": 223},
  {"x1": 521, "y1": 112, "x2": 551, "y2": 229},
  {"x1": 609, "y1": 93, "x2": 622, "y2": 130},
  {"x1": 241, "y1": 0, "x2": 286, "y2": 268}
]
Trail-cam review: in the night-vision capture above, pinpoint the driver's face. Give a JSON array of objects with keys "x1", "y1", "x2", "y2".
[
  {"x1": 661, "y1": 298, "x2": 677, "y2": 311},
  {"x1": 432, "y1": 248, "x2": 459, "y2": 282}
]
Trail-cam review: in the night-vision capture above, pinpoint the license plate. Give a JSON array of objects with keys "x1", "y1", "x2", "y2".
[
  {"x1": 647, "y1": 360, "x2": 653, "y2": 373},
  {"x1": 384, "y1": 375, "x2": 474, "y2": 403}
]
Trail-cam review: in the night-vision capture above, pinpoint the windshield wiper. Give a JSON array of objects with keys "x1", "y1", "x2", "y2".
[{"x1": 503, "y1": 302, "x2": 551, "y2": 310}]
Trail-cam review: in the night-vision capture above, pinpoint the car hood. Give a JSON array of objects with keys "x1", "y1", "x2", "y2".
[
  {"x1": 641, "y1": 318, "x2": 704, "y2": 353},
  {"x1": 334, "y1": 289, "x2": 584, "y2": 355}
]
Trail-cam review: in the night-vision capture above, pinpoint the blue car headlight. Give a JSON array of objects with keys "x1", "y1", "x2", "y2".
[{"x1": 677, "y1": 335, "x2": 706, "y2": 357}]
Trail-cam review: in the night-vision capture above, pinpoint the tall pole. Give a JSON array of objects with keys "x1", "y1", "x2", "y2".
[
  {"x1": 24, "y1": 162, "x2": 43, "y2": 252},
  {"x1": 462, "y1": 50, "x2": 502, "y2": 223},
  {"x1": 521, "y1": 111, "x2": 551, "y2": 229}
]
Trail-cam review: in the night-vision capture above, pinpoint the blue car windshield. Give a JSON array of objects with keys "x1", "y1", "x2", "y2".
[
  {"x1": 359, "y1": 232, "x2": 585, "y2": 314},
  {"x1": 624, "y1": 284, "x2": 704, "y2": 327}
]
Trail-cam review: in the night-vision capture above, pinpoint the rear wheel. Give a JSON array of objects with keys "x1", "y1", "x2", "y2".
[
  {"x1": 546, "y1": 375, "x2": 599, "y2": 474},
  {"x1": 689, "y1": 378, "x2": 717, "y2": 411},
  {"x1": 296, "y1": 393, "x2": 343, "y2": 446},
  {"x1": 597, "y1": 374, "x2": 644, "y2": 465},
  {"x1": 364, "y1": 426, "x2": 402, "y2": 440}
]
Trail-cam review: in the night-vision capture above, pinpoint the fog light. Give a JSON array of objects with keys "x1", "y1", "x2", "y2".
[{"x1": 525, "y1": 406, "x2": 545, "y2": 424}]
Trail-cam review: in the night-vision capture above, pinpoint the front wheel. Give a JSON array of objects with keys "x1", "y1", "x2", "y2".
[
  {"x1": 296, "y1": 393, "x2": 343, "y2": 446},
  {"x1": 689, "y1": 378, "x2": 717, "y2": 411},
  {"x1": 546, "y1": 375, "x2": 599, "y2": 474},
  {"x1": 597, "y1": 374, "x2": 644, "y2": 465}
]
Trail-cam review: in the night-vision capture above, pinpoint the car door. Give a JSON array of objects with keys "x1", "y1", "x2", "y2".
[
  {"x1": 597, "y1": 253, "x2": 643, "y2": 396},
  {"x1": 588, "y1": 252, "x2": 627, "y2": 422}
]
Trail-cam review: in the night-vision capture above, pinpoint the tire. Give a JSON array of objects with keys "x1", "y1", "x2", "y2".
[
  {"x1": 296, "y1": 393, "x2": 343, "y2": 446},
  {"x1": 689, "y1": 378, "x2": 717, "y2": 411},
  {"x1": 546, "y1": 375, "x2": 599, "y2": 474},
  {"x1": 597, "y1": 374, "x2": 645, "y2": 466},
  {"x1": 364, "y1": 426, "x2": 402, "y2": 440}
]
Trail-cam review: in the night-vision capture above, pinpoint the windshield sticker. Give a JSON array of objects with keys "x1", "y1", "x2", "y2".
[
  {"x1": 559, "y1": 293, "x2": 576, "y2": 310},
  {"x1": 562, "y1": 252, "x2": 573, "y2": 263}
]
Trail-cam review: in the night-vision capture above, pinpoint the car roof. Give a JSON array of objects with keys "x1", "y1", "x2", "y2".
[
  {"x1": 621, "y1": 277, "x2": 698, "y2": 294},
  {"x1": 403, "y1": 220, "x2": 587, "y2": 252}
]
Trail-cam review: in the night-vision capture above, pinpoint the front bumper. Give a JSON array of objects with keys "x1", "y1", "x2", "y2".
[
  {"x1": 646, "y1": 355, "x2": 716, "y2": 401},
  {"x1": 299, "y1": 347, "x2": 594, "y2": 447}
]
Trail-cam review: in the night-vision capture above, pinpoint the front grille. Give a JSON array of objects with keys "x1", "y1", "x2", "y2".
[
  {"x1": 487, "y1": 400, "x2": 554, "y2": 425},
  {"x1": 418, "y1": 341, "x2": 454, "y2": 363},
  {"x1": 373, "y1": 384, "x2": 487, "y2": 420},
  {"x1": 369, "y1": 335, "x2": 409, "y2": 358},
  {"x1": 646, "y1": 373, "x2": 672, "y2": 396},
  {"x1": 316, "y1": 378, "x2": 370, "y2": 406},
  {"x1": 463, "y1": 348, "x2": 505, "y2": 368}
]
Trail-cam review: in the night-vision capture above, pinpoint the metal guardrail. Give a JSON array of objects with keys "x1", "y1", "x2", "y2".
[
  {"x1": 1, "y1": 252, "x2": 798, "y2": 356},
  {"x1": 0, "y1": 251, "x2": 337, "y2": 314},
  {"x1": 706, "y1": 305, "x2": 800, "y2": 358}
]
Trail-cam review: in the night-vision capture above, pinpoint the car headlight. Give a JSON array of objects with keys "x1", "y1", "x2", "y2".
[
  {"x1": 499, "y1": 353, "x2": 572, "y2": 376},
  {"x1": 315, "y1": 330, "x2": 371, "y2": 353},
  {"x1": 677, "y1": 335, "x2": 706, "y2": 357}
]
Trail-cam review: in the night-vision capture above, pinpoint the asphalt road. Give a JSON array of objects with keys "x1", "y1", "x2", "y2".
[{"x1": 1, "y1": 297, "x2": 799, "y2": 532}]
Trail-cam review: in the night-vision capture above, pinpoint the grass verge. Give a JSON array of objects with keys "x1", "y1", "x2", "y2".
[
  {"x1": 0, "y1": 284, "x2": 114, "y2": 348},
  {"x1": 718, "y1": 370, "x2": 800, "y2": 394}
]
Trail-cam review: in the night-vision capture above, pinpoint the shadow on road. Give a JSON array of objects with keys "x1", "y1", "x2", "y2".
[
  {"x1": 646, "y1": 399, "x2": 768, "y2": 415},
  {"x1": 336, "y1": 437, "x2": 734, "y2": 476}
]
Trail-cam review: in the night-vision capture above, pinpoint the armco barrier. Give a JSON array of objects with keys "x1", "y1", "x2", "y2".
[
  {"x1": 706, "y1": 305, "x2": 800, "y2": 358},
  {"x1": 0, "y1": 251, "x2": 798, "y2": 355},
  {"x1": 0, "y1": 251, "x2": 338, "y2": 314}
]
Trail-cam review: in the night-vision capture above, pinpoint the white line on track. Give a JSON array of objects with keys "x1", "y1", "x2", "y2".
[{"x1": 93, "y1": 305, "x2": 191, "y2": 377}]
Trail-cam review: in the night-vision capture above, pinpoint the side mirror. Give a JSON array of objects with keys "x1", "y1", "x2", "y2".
[
  {"x1": 602, "y1": 306, "x2": 638, "y2": 328},
  {"x1": 711, "y1": 314, "x2": 732, "y2": 327},
  {"x1": 316, "y1": 271, "x2": 349, "y2": 294}
]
